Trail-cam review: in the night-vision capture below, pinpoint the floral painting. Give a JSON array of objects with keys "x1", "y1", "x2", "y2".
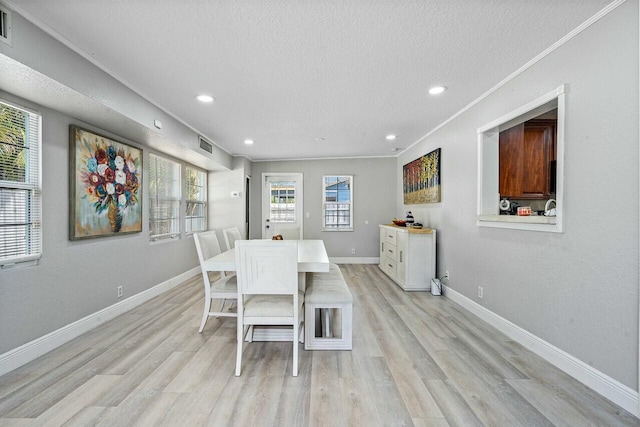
[
  {"x1": 69, "y1": 126, "x2": 142, "y2": 240},
  {"x1": 403, "y1": 148, "x2": 441, "y2": 204}
]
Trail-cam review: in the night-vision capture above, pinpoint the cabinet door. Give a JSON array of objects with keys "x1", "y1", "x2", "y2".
[
  {"x1": 499, "y1": 123, "x2": 524, "y2": 197},
  {"x1": 499, "y1": 121, "x2": 555, "y2": 199},
  {"x1": 396, "y1": 231, "x2": 407, "y2": 285}
]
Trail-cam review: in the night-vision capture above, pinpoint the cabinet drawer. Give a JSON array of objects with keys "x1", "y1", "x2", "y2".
[
  {"x1": 384, "y1": 229, "x2": 397, "y2": 244},
  {"x1": 383, "y1": 256, "x2": 396, "y2": 275},
  {"x1": 384, "y1": 243, "x2": 398, "y2": 260}
]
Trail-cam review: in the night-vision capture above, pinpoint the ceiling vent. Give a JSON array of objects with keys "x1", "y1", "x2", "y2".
[
  {"x1": 199, "y1": 136, "x2": 213, "y2": 154},
  {"x1": 0, "y1": 5, "x2": 12, "y2": 46}
]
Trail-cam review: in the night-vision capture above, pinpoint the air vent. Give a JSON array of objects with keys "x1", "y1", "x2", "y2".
[
  {"x1": 0, "y1": 5, "x2": 12, "y2": 46},
  {"x1": 199, "y1": 136, "x2": 213, "y2": 154}
]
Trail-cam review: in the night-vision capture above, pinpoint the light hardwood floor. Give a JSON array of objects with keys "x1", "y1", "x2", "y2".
[{"x1": 0, "y1": 265, "x2": 637, "y2": 426}]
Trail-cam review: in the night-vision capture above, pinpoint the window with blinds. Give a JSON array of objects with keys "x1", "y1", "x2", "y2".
[
  {"x1": 0, "y1": 100, "x2": 42, "y2": 267},
  {"x1": 148, "y1": 153, "x2": 181, "y2": 241},
  {"x1": 185, "y1": 166, "x2": 207, "y2": 234}
]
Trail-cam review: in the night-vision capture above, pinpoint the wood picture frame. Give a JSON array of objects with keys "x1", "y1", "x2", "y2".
[
  {"x1": 403, "y1": 148, "x2": 441, "y2": 204},
  {"x1": 69, "y1": 125, "x2": 143, "y2": 240}
]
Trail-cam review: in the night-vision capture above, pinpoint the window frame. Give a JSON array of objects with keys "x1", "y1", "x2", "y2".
[
  {"x1": 0, "y1": 98, "x2": 42, "y2": 268},
  {"x1": 322, "y1": 175, "x2": 354, "y2": 232},
  {"x1": 476, "y1": 84, "x2": 566, "y2": 233},
  {"x1": 184, "y1": 165, "x2": 207, "y2": 234},
  {"x1": 148, "y1": 153, "x2": 181, "y2": 242}
]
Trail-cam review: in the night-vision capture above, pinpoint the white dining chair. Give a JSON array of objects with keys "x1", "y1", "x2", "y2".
[
  {"x1": 193, "y1": 231, "x2": 237, "y2": 333},
  {"x1": 223, "y1": 227, "x2": 243, "y2": 250},
  {"x1": 234, "y1": 240, "x2": 303, "y2": 376},
  {"x1": 274, "y1": 225, "x2": 301, "y2": 240}
]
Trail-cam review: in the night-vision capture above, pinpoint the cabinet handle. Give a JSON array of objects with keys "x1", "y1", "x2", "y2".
[
  {"x1": 389, "y1": 249, "x2": 393, "y2": 254},
  {"x1": 381, "y1": 242, "x2": 384, "y2": 252},
  {"x1": 388, "y1": 264, "x2": 393, "y2": 268},
  {"x1": 400, "y1": 251, "x2": 403, "y2": 262}
]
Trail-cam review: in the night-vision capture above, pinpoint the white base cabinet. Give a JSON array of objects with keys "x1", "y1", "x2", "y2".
[{"x1": 379, "y1": 224, "x2": 436, "y2": 291}]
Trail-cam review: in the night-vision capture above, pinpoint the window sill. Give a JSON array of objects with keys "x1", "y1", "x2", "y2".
[
  {"x1": 477, "y1": 215, "x2": 561, "y2": 232},
  {"x1": 322, "y1": 228, "x2": 354, "y2": 232}
]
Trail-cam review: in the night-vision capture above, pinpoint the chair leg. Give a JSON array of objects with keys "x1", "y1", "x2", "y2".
[
  {"x1": 236, "y1": 323, "x2": 244, "y2": 376},
  {"x1": 292, "y1": 323, "x2": 298, "y2": 376},
  {"x1": 199, "y1": 297, "x2": 211, "y2": 333},
  {"x1": 218, "y1": 298, "x2": 226, "y2": 314}
]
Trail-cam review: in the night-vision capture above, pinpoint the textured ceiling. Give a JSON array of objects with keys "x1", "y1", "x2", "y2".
[{"x1": 8, "y1": 0, "x2": 612, "y2": 161}]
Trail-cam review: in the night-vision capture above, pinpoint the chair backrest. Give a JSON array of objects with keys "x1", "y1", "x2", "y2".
[
  {"x1": 274, "y1": 226, "x2": 301, "y2": 240},
  {"x1": 235, "y1": 240, "x2": 298, "y2": 296},
  {"x1": 223, "y1": 227, "x2": 243, "y2": 250},
  {"x1": 193, "y1": 231, "x2": 223, "y2": 264}
]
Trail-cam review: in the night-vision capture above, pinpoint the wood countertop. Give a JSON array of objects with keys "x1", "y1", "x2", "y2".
[{"x1": 382, "y1": 223, "x2": 435, "y2": 234}]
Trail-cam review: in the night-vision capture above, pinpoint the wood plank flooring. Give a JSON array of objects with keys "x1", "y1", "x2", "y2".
[{"x1": 0, "y1": 264, "x2": 637, "y2": 426}]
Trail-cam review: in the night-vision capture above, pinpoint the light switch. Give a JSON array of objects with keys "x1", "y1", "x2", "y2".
[{"x1": 306, "y1": 212, "x2": 310, "y2": 218}]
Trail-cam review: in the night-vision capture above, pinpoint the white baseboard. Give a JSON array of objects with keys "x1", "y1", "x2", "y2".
[
  {"x1": 442, "y1": 284, "x2": 639, "y2": 417},
  {"x1": 0, "y1": 267, "x2": 200, "y2": 377},
  {"x1": 330, "y1": 257, "x2": 379, "y2": 264}
]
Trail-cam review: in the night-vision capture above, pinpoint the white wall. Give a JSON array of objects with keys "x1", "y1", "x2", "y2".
[
  {"x1": 251, "y1": 158, "x2": 396, "y2": 258},
  {"x1": 397, "y1": 0, "x2": 638, "y2": 390}
]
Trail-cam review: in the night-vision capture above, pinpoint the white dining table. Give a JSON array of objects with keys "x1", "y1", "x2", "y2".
[
  {"x1": 202, "y1": 239, "x2": 330, "y2": 275},
  {"x1": 201, "y1": 239, "x2": 330, "y2": 342}
]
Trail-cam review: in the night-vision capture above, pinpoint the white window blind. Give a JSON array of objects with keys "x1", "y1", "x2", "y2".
[
  {"x1": 185, "y1": 166, "x2": 207, "y2": 233},
  {"x1": 0, "y1": 99, "x2": 42, "y2": 267},
  {"x1": 149, "y1": 153, "x2": 181, "y2": 241},
  {"x1": 322, "y1": 175, "x2": 353, "y2": 231}
]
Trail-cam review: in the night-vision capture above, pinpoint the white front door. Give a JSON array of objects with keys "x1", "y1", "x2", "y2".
[{"x1": 262, "y1": 173, "x2": 303, "y2": 239}]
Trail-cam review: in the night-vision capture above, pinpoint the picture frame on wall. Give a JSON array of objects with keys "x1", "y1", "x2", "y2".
[
  {"x1": 69, "y1": 125, "x2": 143, "y2": 240},
  {"x1": 403, "y1": 148, "x2": 441, "y2": 204}
]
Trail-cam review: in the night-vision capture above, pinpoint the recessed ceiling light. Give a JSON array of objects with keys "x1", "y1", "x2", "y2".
[
  {"x1": 386, "y1": 134, "x2": 396, "y2": 141},
  {"x1": 196, "y1": 94, "x2": 214, "y2": 103},
  {"x1": 244, "y1": 139, "x2": 254, "y2": 145},
  {"x1": 314, "y1": 137, "x2": 326, "y2": 142},
  {"x1": 428, "y1": 86, "x2": 447, "y2": 95}
]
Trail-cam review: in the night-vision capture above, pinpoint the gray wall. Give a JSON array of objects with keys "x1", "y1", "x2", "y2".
[
  {"x1": 0, "y1": 92, "x2": 203, "y2": 354},
  {"x1": 397, "y1": 1, "x2": 638, "y2": 389},
  {"x1": 250, "y1": 158, "x2": 396, "y2": 258}
]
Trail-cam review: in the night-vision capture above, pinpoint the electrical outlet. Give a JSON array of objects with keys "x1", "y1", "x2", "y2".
[
  {"x1": 117, "y1": 286, "x2": 123, "y2": 298},
  {"x1": 351, "y1": 248, "x2": 356, "y2": 255},
  {"x1": 478, "y1": 286, "x2": 483, "y2": 299}
]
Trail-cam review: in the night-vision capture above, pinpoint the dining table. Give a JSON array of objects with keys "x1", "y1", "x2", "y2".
[{"x1": 201, "y1": 239, "x2": 330, "y2": 341}]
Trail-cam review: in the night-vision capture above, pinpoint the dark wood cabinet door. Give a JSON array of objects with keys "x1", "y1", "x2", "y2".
[
  {"x1": 499, "y1": 120, "x2": 556, "y2": 199},
  {"x1": 499, "y1": 123, "x2": 524, "y2": 197}
]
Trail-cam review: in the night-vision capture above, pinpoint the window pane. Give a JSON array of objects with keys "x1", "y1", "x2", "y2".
[
  {"x1": 0, "y1": 100, "x2": 42, "y2": 265},
  {"x1": 149, "y1": 154, "x2": 181, "y2": 240},
  {"x1": 185, "y1": 166, "x2": 207, "y2": 233},
  {"x1": 269, "y1": 181, "x2": 296, "y2": 223},
  {"x1": 322, "y1": 176, "x2": 352, "y2": 231}
]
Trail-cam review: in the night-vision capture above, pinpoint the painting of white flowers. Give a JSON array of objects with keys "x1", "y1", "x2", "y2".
[{"x1": 69, "y1": 126, "x2": 143, "y2": 240}]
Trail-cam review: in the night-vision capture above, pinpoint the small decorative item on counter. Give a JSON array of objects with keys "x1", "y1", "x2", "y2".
[
  {"x1": 517, "y1": 206, "x2": 532, "y2": 216},
  {"x1": 405, "y1": 211, "x2": 414, "y2": 224},
  {"x1": 272, "y1": 234, "x2": 284, "y2": 240},
  {"x1": 411, "y1": 222, "x2": 423, "y2": 229},
  {"x1": 392, "y1": 218, "x2": 406, "y2": 226}
]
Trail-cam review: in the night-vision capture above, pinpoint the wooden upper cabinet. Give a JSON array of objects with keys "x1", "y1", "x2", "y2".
[{"x1": 499, "y1": 119, "x2": 556, "y2": 200}]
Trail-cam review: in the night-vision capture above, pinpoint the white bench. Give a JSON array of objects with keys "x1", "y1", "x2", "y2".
[{"x1": 304, "y1": 264, "x2": 353, "y2": 350}]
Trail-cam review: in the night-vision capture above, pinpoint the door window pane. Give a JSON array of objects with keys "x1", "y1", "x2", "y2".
[{"x1": 269, "y1": 181, "x2": 296, "y2": 223}]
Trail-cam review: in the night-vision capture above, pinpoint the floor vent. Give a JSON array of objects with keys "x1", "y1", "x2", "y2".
[
  {"x1": 199, "y1": 136, "x2": 213, "y2": 154},
  {"x1": 0, "y1": 5, "x2": 12, "y2": 46}
]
